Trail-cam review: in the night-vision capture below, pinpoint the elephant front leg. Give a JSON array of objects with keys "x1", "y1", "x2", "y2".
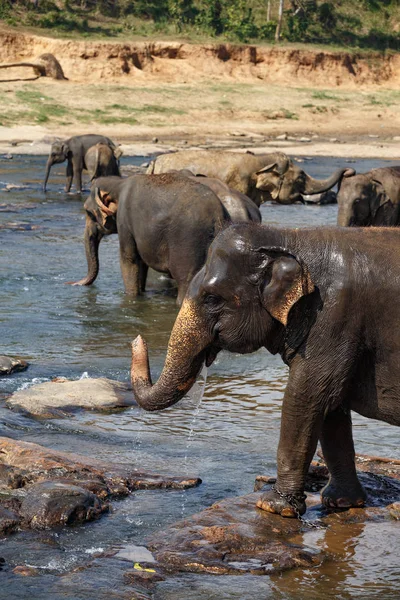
[
  {"x1": 320, "y1": 407, "x2": 366, "y2": 509},
  {"x1": 72, "y1": 157, "x2": 83, "y2": 192},
  {"x1": 257, "y1": 376, "x2": 323, "y2": 518},
  {"x1": 119, "y1": 237, "x2": 141, "y2": 296},
  {"x1": 66, "y1": 159, "x2": 73, "y2": 192}
]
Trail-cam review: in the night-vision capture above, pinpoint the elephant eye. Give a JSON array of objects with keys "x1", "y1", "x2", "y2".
[{"x1": 204, "y1": 294, "x2": 223, "y2": 307}]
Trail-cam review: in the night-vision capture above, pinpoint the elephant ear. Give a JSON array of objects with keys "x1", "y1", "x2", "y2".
[
  {"x1": 257, "y1": 248, "x2": 315, "y2": 326},
  {"x1": 95, "y1": 187, "x2": 118, "y2": 225},
  {"x1": 370, "y1": 179, "x2": 390, "y2": 219},
  {"x1": 114, "y1": 146, "x2": 123, "y2": 160},
  {"x1": 61, "y1": 142, "x2": 70, "y2": 156}
]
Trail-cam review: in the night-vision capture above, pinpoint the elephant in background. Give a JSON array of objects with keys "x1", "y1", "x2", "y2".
[
  {"x1": 147, "y1": 149, "x2": 353, "y2": 205},
  {"x1": 43, "y1": 134, "x2": 117, "y2": 193},
  {"x1": 130, "y1": 223, "x2": 400, "y2": 517},
  {"x1": 170, "y1": 169, "x2": 261, "y2": 223},
  {"x1": 69, "y1": 173, "x2": 231, "y2": 304},
  {"x1": 337, "y1": 166, "x2": 400, "y2": 226},
  {"x1": 85, "y1": 143, "x2": 122, "y2": 181}
]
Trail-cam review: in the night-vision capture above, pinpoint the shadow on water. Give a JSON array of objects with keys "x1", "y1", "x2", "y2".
[{"x1": 1, "y1": 155, "x2": 400, "y2": 599}]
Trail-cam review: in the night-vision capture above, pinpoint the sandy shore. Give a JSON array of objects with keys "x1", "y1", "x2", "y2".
[{"x1": 1, "y1": 125, "x2": 400, "y2": 160}]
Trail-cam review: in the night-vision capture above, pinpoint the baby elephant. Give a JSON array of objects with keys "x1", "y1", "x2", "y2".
[
  {"x1": 69, "y1": 173, "x2": 232, "y2": 304},
  {"x1": 337, "y1": 166, "x2": 400, "y2": 226},
  {"x1": 84, "y1": 143, "x2": 122, "y2": 181}
]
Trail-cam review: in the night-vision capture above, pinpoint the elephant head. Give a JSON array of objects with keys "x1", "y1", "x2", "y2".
[
  {"x1": 131, "y1": 224, "x2": 315, "y2": 411},
  {"x1": 254, "y1": 158, "x2": 355, "y2": 205},
  {"x1": 68, "y1": 178, "x2": 120, "y2": 286},
  {"x1": 337, "y1": 168, "x2": 400, "y2": 227},
  {"x1": 43, "y1": 140, "x2": 70, "y2": 192}
]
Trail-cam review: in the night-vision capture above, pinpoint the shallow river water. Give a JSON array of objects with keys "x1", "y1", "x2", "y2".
[{"x1": 0, "y1": 154, "x2": 399, "y2": 599}]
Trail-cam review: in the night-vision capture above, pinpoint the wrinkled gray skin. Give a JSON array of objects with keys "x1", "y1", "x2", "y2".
[
  {"x1": 171, "y1": 169, "x2": 261, "y2": 223},
  {"x1": 148, "y1": 150, "x2": 353, "y2": 205},
  {"x1": 337, "y1": 167, "x2": 400, "y2": 226},
  {"x1": 84, "y1": 143, "x2": 122, "y2": 181},
  {"x1": 69, "y1": 173, "x2": 230, "y2": 304},
  {"x1": 131, "y1": 224, "x2": 400, "y2": 518},
  {"x1": 43, "y1": 134, "x2": 117, "y2": 193}
]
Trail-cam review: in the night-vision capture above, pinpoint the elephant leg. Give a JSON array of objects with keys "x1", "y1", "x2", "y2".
[
  {"x1": 257, "y1": 370, "x2": 323, "y2": 517},
  {"x1": 138, "y1": 262, "x2": 148, "y2": 294},
  {"x1": 320, "y1": 407, "x2": 366, "y2": 509},
  {"x1": 119, "y1": 235, "x2": 140, "y2": 296},
  {"x1": 72, "y1": 157, "x2": 83, "y2": 192},
  {"x1": 66, "y1": 159, "x2": 73, "y2": 192}
]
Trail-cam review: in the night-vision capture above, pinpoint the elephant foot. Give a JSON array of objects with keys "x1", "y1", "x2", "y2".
[
  {"x1": 256, "y1": 488, "x2": 306, "y2": 518},
  {"x1": 321, "y1": 481, "x2": 367, "y2": 509}
]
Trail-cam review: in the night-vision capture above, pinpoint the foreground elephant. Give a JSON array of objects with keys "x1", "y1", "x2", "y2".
[
  {"x1": 148, "y1": 150, "x2": 352, "y2": 205},
  {"x1": 84, "y1": 143, "x2": 122, "y2": 181},
  {"x1": 131, "y1": 224, "x2": 400, "y2": 517},
  {"x1": 43, "y1": 134, "x2": 117, "y2": 193},
  {"x1": 337, "y1": 167, "x2": 400, "y2": 226},
  {"x1": 70, "y1": 173, "x2": 231, "y2": 304},
  {"x1": 171, "y1": 170, "x2": 261, "y2": 223}
]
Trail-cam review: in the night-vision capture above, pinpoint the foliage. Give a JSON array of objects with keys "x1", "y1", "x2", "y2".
[{"x1": 1, "y1": 0, "x2": 400, "y2": 51}]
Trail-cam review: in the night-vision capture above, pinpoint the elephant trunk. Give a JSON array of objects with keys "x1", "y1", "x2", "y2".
[
  {"x1": 337, "y1": 203, "x2": 353, "y2": 227},
  {"x1": 43, "y1": 158, "x2": 53, "y2": 192},
  {"x1": 303, "y1": 168, "x2": 355, "y2": 196},
  {"x1": 68, "y1": 215, "x2": 104, "y2": 285},
  {"x1": 131, "y1": 299, "x2": 213, "y2": 411}
]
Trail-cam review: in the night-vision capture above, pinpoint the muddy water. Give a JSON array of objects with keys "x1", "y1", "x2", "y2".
[{"x1": 0, "y1": 155, "x2": 399, "y2": 599}]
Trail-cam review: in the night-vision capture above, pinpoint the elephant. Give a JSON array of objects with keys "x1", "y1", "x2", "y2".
[
  {"x1": 147, "y1": 150, "x2": 353, "y2": 205},
  {"x1": 169, "y1": 169, "x2": 261, "y2": 223},
  {"x1": 337, "y1": 167, "x2": 400, "y2": 227},
  {"x1": 130, "y1": 223, "x2": 400, "y2": 518},
  {"x1": 43, "y1": 134, "x2": 117, "y2": 193},
  {"x1": 84, "y1": 143, "x2": 122, "y2": 181},
  {"x1": 69, "y1": 172, "x2": 232, "y2": 304}
]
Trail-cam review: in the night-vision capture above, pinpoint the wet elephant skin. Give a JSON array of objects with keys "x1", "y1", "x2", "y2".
[
  {"x1": 131, "y1": 223, "x2": 400, "y2": 517},
  {"x1": 337, "y1": 166, "x2": 400, "y2": 227},
  {"x1": 71, "y1": 172, "x2": 230, "y2": 304}
]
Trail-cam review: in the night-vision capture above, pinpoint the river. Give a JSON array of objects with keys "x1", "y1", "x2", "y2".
[{"x1": 0, "y1": 154, "x2": 399, "y2": 599}]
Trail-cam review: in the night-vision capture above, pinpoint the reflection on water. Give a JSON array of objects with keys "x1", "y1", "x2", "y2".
[{"x1": 1, "y1": 155, "x2": 400, "y2": 599}]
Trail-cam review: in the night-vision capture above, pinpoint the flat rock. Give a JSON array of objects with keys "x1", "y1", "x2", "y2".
[
  {"x1": 147, "y1": 492, "x2": 322, "y2": 575},
  {"x1": 0, "y1": 437, "x2": 201, "y2": 532},
  {"x1": 146, "y1": 452, "x2": 400, "y2": 577},
  {"x1": 0, "y1": 356, "x2": 28, "y2": 376},
  {"x1": 7, "y1": 377, "x2": 135, "y2": 418}
]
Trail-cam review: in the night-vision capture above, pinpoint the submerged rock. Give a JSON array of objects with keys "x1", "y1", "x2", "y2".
[
  {"x1": 0, "y1": 356, "x2": 28, "y2": 376},
  {"x1": 147, "y1": 492, "x2": 322, "y2": 576},
  {"x1": 7, "y1": 377, "x2": 135, "y2": 418},
  {"x1": 0, "y1": 437, "x2": 201, "y2": 532}
]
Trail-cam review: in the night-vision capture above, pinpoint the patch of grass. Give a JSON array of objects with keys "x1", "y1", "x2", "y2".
[
  {"x1": 97, "y1": 115, "x2": 139, "y2": 125},
  {"x1": 15, "y1": 89, "x2": 50, "y2": 103},
  {"x1": 311, "y1": 91, "x2": 339, "y2": 101},
  {"x1": 281, "y1": 109, "x2": 298, "y2": 120},
  {"x1": 302, "y1": 103, "x2": 315, "y2": 108}
]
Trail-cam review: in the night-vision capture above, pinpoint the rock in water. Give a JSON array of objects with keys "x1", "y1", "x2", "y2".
[
  {"x1": 0, "y1": 356, "x2": 28, "y2": 376},
  {"x1": 0, "y1": 437, "x2": 201, "y2": 532},
  {"x1": 7, "y1": 377, "x2": 135, "y2": 417}
]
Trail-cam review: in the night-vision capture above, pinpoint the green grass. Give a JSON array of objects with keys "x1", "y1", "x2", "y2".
[{"x1": 311, "y1": 91, "x2": 339, "y2": 101}]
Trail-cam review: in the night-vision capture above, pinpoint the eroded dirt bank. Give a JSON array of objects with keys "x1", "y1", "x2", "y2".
[{"x1": 1, "y1": 29, "x2": 400, "y2": 88}]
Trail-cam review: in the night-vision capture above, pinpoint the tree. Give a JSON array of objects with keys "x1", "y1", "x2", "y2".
[{"x1": 275, "y1": 0, "x2": 284, "y2": 41}]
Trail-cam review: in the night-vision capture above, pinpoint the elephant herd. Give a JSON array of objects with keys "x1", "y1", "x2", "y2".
[{"x1": 43, "y1": 134, "x2": 400, "y2": 520}]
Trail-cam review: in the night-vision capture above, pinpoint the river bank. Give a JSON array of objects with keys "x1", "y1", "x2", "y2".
[{"x1": 1, "y1": 124, "x2": 400, "y2": 160}]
